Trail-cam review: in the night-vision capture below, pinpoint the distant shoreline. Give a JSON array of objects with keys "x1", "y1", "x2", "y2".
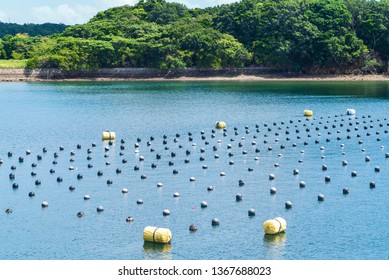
[{"x1": 1, "y1": 68, "x2": 389, "y2": 82}]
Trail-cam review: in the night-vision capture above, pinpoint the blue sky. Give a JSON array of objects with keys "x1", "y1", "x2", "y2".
[{"x1": 0, "y1": 0, "x2": 238, "y2": 25}]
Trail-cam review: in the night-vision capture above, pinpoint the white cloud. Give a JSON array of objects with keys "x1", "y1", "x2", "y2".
[
  {"x1": 29, "y1": 1, "x2": 139, "y2": 25},
  {"x1": 103, "y1": 0, "x2": 137, "y2": 6},
  {"x1": 21, "y1": 1, "x2": 239, "y2": 25},
  {"x1": 31, "y1": 4, "x2": 98, "y2": 25},
  {"x1": 207, "y1": 0, "x2": 239, "y2": 6},
  {"x1": 97, "y1": 0, "x2": 138, "y2": 9},
  {"x1": 99, "y1": 0, "x2": 238, "y2": 10},
  {"x1": 0, "y1": 10, "x2": 8, "y2": 22},
  {"x1": 169, "y1": 0, "x2": 238, "y2": 8},
  {"x1": 167, "y1": 0, "x2": 199, "y2": 9}
]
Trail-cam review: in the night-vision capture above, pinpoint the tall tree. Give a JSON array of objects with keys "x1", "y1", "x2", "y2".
[{"x1": 359, "y1": 0, "x2": 389, "y2": 65}]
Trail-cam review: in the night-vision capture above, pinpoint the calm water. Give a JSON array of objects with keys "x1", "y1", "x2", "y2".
[{"x1": 0, "y1": 81, "x2": 388, "y2": 260}]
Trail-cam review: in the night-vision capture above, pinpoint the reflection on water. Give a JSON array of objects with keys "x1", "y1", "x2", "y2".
[
  {"x1": 143, "y1": 242, "x2": 172, "y2": 260},
  {"x1": 263, "y1": 233, "x2": 287, "y2": 260},
  {"x1": 201, "y1": 81, "x2": 389, "y2": 98}
]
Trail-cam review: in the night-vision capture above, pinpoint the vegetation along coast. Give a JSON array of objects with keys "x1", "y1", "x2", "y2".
[{"x1": 2, "y1": 0, "x2": 389, "y2": 81}]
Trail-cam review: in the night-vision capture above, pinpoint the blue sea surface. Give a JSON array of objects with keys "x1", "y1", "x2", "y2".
[{"x1": 0, "y1": 81, "x2": 388, "y2": 260}]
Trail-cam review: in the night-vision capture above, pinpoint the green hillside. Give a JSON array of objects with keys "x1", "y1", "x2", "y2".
[{"x1": 1, "y1": 0, "x2": 388, "y2": 73}]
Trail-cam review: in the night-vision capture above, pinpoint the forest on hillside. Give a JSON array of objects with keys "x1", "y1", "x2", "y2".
[
  {"x1": 0, "y1": 0, "x2": 388, "y2": 74},
  {"x1": 0, "y1": 22, "x2": 68, "y2": 38}
]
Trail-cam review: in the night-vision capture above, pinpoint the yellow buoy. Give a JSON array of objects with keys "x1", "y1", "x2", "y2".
[
  {"x1": 102, "y1": 131, "x2": 116, "y2": 141},
  {"x1": 215, "y1": 121, "x2": 226, "y2": 129},
  {"x1": 263, "y1": 217, "x2": 287, "y2": 235},
  {"x1": 303, "y1": 110, "x2": 313, "y2": 117},
  {"x1": 143, "y1": 226, "x2": 172, "y2": 244}
]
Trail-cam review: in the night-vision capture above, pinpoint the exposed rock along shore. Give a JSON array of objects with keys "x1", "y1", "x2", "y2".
[{"x1": 0, "y1": 67, "x2": 388, "y2": 82}]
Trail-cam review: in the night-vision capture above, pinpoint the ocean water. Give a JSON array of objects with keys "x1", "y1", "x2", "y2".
[{"x1": 0, "y1": 81, "x2": 388, "y2": 260}]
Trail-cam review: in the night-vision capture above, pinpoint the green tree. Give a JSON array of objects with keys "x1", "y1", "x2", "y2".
[
  {"x1": 212, "y1": 0, "x2": 262, "y2": 49},
  {"x1": 358, "y1": 0, "x2": 389, "y2": 66},
  {"x1": 1, "y1": 33, "x2": 40, "y2": 59},
  {"x1": 306, "y1": 0, "x2": 366, "y2": 72},
  {"x1": 0, "y1": 22, "x2": 67, "y2": 38},
  {"x1": 27, "y1": 37, "x2": 115, "y2": 70},
  {"x1": 251, "y1": 0, "x2": 318, "y2": 70},
  {"x1": 0, "y1": 39, "x2": 6, "y2": 59},
  {"x1": 110, "y1": 36, "x2": 141, "y2": 67},
  {"x1": 17, "y1": 0, "x2": 379, "y2": 73},
  {"x1": 180, "y1": 27, "x2": 250, "y2": 68},
  {"x1": 141, "y1": 0, "x2": 191, "y2": 24}
]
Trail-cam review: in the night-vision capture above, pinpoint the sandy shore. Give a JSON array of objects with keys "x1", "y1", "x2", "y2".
[
  {"x1": 2, "y1": 75, "x2": 389, "y2": 82},
  {"x1": 132, "y1": 74, "x2": 389, "y2": 82},
  {"x1": 1, "y1": 67, "x2": 389, "y2": 82},
  {"x1": 20, "y1": 74, "x2": 389, "y2": 82}
]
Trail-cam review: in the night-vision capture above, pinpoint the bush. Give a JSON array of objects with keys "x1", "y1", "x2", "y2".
[{"x1": 361, "y1": 58, "x2": 384, "y2": 74}]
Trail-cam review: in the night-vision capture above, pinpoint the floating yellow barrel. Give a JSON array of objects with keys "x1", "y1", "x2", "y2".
[
  {"x1": 263, "y1": 217, "x2": 287, "y2": 235},
  {"x1": 143, "y1": 226, "x2": 172, "y2": 244},
  {"x1": 215, "y1": 121, "x2": 226, "y2": 129},
  {"x1": 303, "y1": 110, "x2": 313, "y2": 117},
  {"x1": 102, "y1": 131, "x2": 116, "y2": 141}
]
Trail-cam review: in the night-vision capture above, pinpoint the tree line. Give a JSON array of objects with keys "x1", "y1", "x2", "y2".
[
  {"x1": 0, "y1": 0, "x2": 388, "y2": 73},
  {"x1": 0, "y1": 22, "x2": 67, "y2": 38}
]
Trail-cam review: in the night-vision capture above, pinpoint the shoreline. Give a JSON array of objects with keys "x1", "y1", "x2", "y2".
[
  {"x1": 3, "y1": 74, "x2": 389, "y2": 82},
  {"x1": 0, "y1": 67, "x2": 389, "y2": 82}
]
